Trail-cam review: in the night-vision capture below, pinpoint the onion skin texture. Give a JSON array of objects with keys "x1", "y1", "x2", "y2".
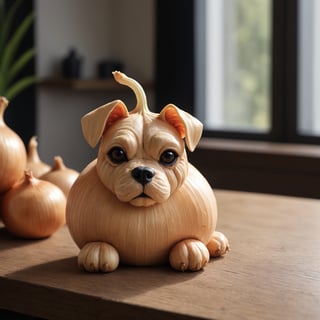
[
  {"x1": 0, "y1": 97, "x2": 27, "y2": 194},
  {"x1": 40, "y1": 156, "x2": 79, "y2": 197},
  {"x1": 26, "y1": 136, "x2": 51, "y2": 177},
  {"x1": 67, "y1": 160, "x2": 217, "y2": 266},
  {"x1": 1, "y1": 171, "x2": 66, "y2": 239}
]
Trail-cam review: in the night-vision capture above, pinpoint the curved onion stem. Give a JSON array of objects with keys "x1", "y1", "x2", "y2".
[
  {"x1": 27, "y1": 136, "x2": 51, "y2": 177},
  {"x1": 0, "y1": 96, "x2": 9, "y2": 124},
  {"x1": 112, "y1": 71, "x2": 149, "y2": 114}
]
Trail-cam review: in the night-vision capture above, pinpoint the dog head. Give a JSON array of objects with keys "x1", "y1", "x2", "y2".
[{"x1": 81, "y1": 72, "x2": 203, "y2": 207}]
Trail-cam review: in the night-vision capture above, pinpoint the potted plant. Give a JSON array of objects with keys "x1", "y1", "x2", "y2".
[{"x1": 0, "y1": 0, "x2": 36, "y2": 100}]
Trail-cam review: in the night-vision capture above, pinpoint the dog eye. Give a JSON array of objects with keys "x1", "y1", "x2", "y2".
[
  {"x1": 108, "y1": 147, "x2": 128, "y2": 164},
  {"x1": 159, "y1": 150, "x2": 178, "y2": 166}
]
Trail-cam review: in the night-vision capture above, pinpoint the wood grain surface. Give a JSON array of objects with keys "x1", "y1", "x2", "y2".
[{"x1": 0, "y1": 190, "x2": 319, "y2": 319}]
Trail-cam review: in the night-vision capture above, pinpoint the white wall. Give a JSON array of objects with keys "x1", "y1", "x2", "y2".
[{"x1": 35, "y1": 0, "x2": 155, "y2": 171}]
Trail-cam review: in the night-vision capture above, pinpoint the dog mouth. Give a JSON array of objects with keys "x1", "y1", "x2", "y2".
[
  {"x1": 134, "y1": 192, "x2": 151, "y2": 199},
  {"x1": 130, "y1": 192, "x2": 156, "y2": 207}
]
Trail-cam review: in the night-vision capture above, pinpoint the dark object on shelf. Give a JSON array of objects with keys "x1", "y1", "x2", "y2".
[
  {"x1": 97, "y1": 61, "x2": 123, "y2": 78},
  {"x1": 62, "y1": 49, "x2": 82, "y2": 78}
]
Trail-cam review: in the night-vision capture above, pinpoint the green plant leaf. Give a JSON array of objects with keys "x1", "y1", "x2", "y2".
[
  {"x1": 0, "y1": 1, "x2": 35, "y2": 100},
  {"x1": 5, "y1": 75, "x2": 37, "y2": 100},
  {"x1": 0, "y1": 0, "x2": 23, "y2": 59},
  {"x1": 0, "y1": 0, "x2": 4, "y2": 29},
  {"x1": 0, "y1": 72, "x2": 4, "y2": 95},
  {"x1": 0, "y1": 11, "x2": 34, "y2": 84},
  {"x1": 7, "y1": 48, "x2": 35, "y2": 84}
]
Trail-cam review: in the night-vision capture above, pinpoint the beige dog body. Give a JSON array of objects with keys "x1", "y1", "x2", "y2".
[{"x1": 66, "y1": 72, "x2": 229, "y2": 272}]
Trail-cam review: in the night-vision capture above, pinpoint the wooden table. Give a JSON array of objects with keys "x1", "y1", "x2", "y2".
[{"x1": 0, "y1": 190, "x2": 319, "y2": 320}]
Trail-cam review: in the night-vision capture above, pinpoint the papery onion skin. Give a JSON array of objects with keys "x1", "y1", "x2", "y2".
[
  {"x1": 67, "y1": 160, "x2": 217, "y2": 266},
  {"x1": 1, "y1": 170, "x2": 66, "y2": 239},
  {"x1": 0, "y1": 97, "x2": 27, "y2": 194},
  {"x1": 40, "y1": 156, "x2": 79, "y2": 197},
  {"x1": 26, "y1": 136, "x2": 51, "y2": 177}
]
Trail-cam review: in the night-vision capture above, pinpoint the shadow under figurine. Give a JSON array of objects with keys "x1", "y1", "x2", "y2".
[{"x1": 66, "y1": 71, "x2": 229, "y2": 272}]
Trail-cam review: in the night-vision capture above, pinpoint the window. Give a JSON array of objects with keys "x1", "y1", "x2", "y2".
[
  {"x1": 195, "y1": 0, "x2": 272, "y2": 133},
  {"x1": 298, "y1": 0, "x2": 320, "y2": 136},
  {"x1": 156, "y1": 0, "x2": 320, "y2": 145}
]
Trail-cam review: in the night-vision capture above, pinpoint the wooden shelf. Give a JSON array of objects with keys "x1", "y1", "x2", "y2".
[{"x1": 40, "y1": 78, "x2": 153, "y2": 91}]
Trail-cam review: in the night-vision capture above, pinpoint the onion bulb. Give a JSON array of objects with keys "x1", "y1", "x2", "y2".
[
  {"x1": 40, "y1": 156, "x2": 79, "y2": 197},
  {"x1": 0, "y1": 97, "x2": 27, "y2": 194},
  {"x1": 26, "y1": 136, "x2": 51, "y2": 177},
  {"x1": 1, "y1": 170, "x2": 66, "y2": 239}
]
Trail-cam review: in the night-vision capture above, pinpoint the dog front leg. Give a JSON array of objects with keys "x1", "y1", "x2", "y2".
[
  {"x1": 78, "y1": 241, "x2": 119, "y2": 272},
  {"x1": 169, "y1": 239, "x2": 210, "y2": 272},
  {"x1": 206, "y1": 231, "x2": 230, "y2": 257}
]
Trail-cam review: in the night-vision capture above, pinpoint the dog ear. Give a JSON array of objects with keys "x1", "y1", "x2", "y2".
[
  {"x1": 81, "y1": 100, "x2": 129, "y2": 147},
  {"x1": 159, "y1": 104, "x2": 203, "y2": 151}
]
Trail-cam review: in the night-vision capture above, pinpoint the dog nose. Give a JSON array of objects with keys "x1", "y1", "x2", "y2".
[{"x1": 131, "y1": 166, "x2": 155, "y2": 185}]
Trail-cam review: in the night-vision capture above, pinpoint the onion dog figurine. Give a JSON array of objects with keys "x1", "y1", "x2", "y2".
[{"x1": 66, "y1": 71, "x2": 229, "y2": 272}]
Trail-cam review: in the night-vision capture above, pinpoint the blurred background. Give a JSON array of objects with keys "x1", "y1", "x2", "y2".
[{"x1": 1, "y1": 0, "x2": 319, "y2": 198}]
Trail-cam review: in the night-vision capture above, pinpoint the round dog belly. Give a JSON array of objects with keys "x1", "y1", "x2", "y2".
[
  {"x1": 67, "y1": 164, "x2": 217, "y2": 266},
  {"x1": 92, "y1": 198, "x2": 216, "y2": 266}
]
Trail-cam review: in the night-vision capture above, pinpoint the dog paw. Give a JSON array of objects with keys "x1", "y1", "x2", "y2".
[
  {"x1": 207, "y1": 231, "x2": 230, "y2": 257},
  {"x1": 78, "y1": 242, "x2": 119, "y2": 272},
  {"x1": 169, "y1": 239, "x2": 210, "y2": 272}
]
